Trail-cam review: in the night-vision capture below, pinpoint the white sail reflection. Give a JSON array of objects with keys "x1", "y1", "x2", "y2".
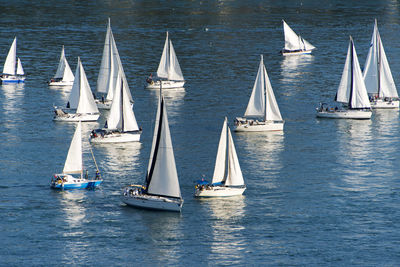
[
  {"x1": 280, "y1": 54, "x2": 314, "y2": 82},
  {"x1": 236, "y1": 131, "x2": 284, "y2": 190},
  {"x1": 336, "y1": 120, "x2": 374, "y2": 191},
  {"x1": 148, "y1": 88, "x2": 185, "y2": 122},
  {"x1": 1, "y1": 83, "x2": 24, "y2": 130},
  {"x1": 49, "y1": 85, "x2": 73, "y2": 103},
  {"x1": 204, "y1": 196, "x2": 247, "y2": 264}
]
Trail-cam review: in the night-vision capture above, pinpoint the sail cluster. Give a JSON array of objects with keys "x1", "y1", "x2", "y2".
[
  {"x1": 2, "y1": 37, "x2": 24, "y2": 76},
  {"x1": 53, "y1": 46, "x2": 74, "y2": 82},
  {"x1": 283, "y1": 20, "x2": 315, "y2": 52},
  {"x1": 156, "y1": 32, "x2": 184, "y2": 81}
]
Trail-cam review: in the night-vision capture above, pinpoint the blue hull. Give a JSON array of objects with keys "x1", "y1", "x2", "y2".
[
  {"x1": 1, "y1": 79, "x2": 25, "y2": 83},
  {"x1": 50, "y1": 180, "x2": 102, "y2": 190}
]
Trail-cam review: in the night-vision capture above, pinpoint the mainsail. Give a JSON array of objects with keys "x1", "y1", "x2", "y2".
[
  {"x1": 156, "y1": 32, "x2": 184, "y2": 81},
  {"x1": 145, "y1": 94, "x2": 181, "y2": 199},
  {"x1": 54, "y1": 46, "x2": 74, "y2": 81},
  {"x1": 283, "y1": 20, "x2": 315, "y2": 51},
  {"x1": 63, "y1": 121, "x2": 83, "y2": 175},
  {"x1": 336, "y1": 37, "x2": 371, "y2": 109},
  {"x1": 363, "y1": 19, "x2": 398, "y2": 98},
  {"x1": 3, "y1": 37, "x2": 17, "y2": 75}
]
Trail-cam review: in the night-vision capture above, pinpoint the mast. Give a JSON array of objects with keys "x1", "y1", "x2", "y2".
[
  {"x1": 376, "y1": 20, "x2": 381, "y2": 97},
  {"x1": 120, "y1": 79, "x2": 124, "y2": 131},
  {"x1": 349, "y1": 38, "x2": 354, "y2": 109}
]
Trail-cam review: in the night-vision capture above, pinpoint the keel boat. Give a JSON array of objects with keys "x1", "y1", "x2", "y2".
[
  {"x1": 1, "y1": 37, "x2": 25, "y2": 83},
  {"x1": 48, "y1": 45, "x2": 74, "y2": 86},
  {"x1": 281, "y1": 20, "x2": 315, "y2": 56}
]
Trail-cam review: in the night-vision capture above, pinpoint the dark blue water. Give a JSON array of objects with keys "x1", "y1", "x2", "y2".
[{"x1": 1, "y1": 1, "x2": 400, "y2": 265}]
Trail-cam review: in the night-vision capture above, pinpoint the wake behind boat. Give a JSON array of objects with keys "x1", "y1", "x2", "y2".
[
  {"x1": 195, "y1": 117, "x2": 246, "y2": 197},
  {"x1": 122, "y1": 88, "x2": 183, "y2": 212},
  {"x1": 50, "y1": 121, "x2": 103, "y2": 190},
  {"x1": 1, "y1": 37, "x2": 25, "y2": 83},
  {"x1": 146, "y1": 31, "x2": 185, "y2": 89},
  {"x1": 48, "y1": 45, "x2": 74, "y2": 86},
  {"x1": 316, "y1": 37, "x2": 372, "y2": 119},
  {"x1": 234, "y1": 55, "x2": 284, "y2": 132},
  {"x1": 53, "y1": 57, "x2": 100, "y2": 122},
  {"x1": 95, "y1": 18, "x2": 133, "y2": 109},
  {"x1": 281, "y1": 20, "x2": 315, "y2": 56},
  {"x1": 90, "y1": 71, "x2": 141, "y2": 143},
  {"x1": 363, "y1": 19, "x2": 399, "y2": 109}
]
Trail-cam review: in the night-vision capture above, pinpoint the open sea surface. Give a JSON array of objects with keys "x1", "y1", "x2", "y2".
[{"x1": 1, "y1": 1, "x2": 400, "y2": 265}]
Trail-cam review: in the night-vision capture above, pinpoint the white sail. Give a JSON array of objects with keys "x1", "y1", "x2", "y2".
[
  {"x1": 336, "y1": 37, "x2": 371, "y2": 109},
  {"x1": 106, "y1": 71, "x2": 139, "y2": 131},
  {"x1": 68, "y1": 58, "x2": 82, "y2": 109},
  {"x1": 244, "y1": 55, "x2": 282, "y2": 121},
  {"x1": 63, "y1": 121, "x2": 83, "y2": 174},
  {"x1": 363, "y1": 19, "x2": 398, "y2": 98},
  {"x1": 156, "y1": 32, "x2": 184, "y2": 81},
  {"x1": 146, "y1": 95, "x2": 181, "y2": 198},
  {"x1": 212, "y1": 117, "x2": 228, "y2": 184},
  {"x1": 76, "y1": 60, "x2": 99, "y2": 114},
  {"x1": 3, "y1": 37, "x2": 17, "y2": 75},
  {"x1": 16, "y1": 58, "x2": 24, "y2": 75},
  {"x1": 54, "y1": 46, "x2": 66, "y2": 79},
  {"x1": 225, "y1": 127, "x2": 244, "y2": 186},
  {"x1": 97, "y1": 18, "x2": 111, "y2": 94},
  {"x1": 283, "y1": 20, "x2": 315, "y2": 51},
  {"x1": 105, "y1": 37, "x2": 116, "y2": 101}
]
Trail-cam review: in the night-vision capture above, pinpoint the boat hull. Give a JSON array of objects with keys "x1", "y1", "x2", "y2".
[
  {"x1": 50, "y1": 174, "x2": 103, "y2": 190},
  {"x1": 146, "y1": 80, "x2": 185, "y2": 89},
  {"x1": 53, "y1": 112, "x2": 100, "y2": 122},
  {"x1": 316, "y1": 109, "x2": 372, "y2": 119},
  {"x1": 282, "y1": 50, "x2": 313, "y2": 56},
  {"x1": 90, "y1": 131, "x2": 141, "y2": 143},
  {"x1": 234, "y1": 120, "x2": 284, "y2": 132},
  {"x1": 48, "y1": 80, "x2": 74, "y2": 86},
  {"x1": 122, "y1": 194, "x2": 183, "y2": 212},
  {"x1": 194, "y1": 185, "x2": 246, "y2": 197},
  {"x1": 95, "y1": 99, "x2": 112, "y2": 109},
  {"x1": 370, "y1": 99, "x2": 399, "y2": 109},
  {"x1": 1, "y1": 75, "x2": 25, "y2": 83}
]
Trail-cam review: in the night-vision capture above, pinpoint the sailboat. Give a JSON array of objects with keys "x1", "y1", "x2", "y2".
[
  {"x1": 317, "y1": 37, "x2": 372, "y2": 119},
  {"x1": 96, "y1": 18, "x2": 133, "y2": 109},
  {"x1": 122, "y1": 88, "x2": 183, "y2": 212},
  {"x1": 281, "y1": 20, "x2": 315, "y2": 56},
  {"x1": 53, "y1": 57, "x2": 100, "y2": 122},
  {"x1": 234, "y1": 55, "x2": 284, "y2": 132},
  {"x1": 50, "y1": 121, "x2": 103, "y2": 189},
  {"x1": 195, "y1": 117, "x2": 246, "y2": 197},
  {"x1": 146, "y1": 31, "x2": 185, "y2": 89},
  {"x1": 363, "y1": 19, "x2": 399, "y2": 109},
  {"x1": 1, "y1": 37, "x2": 25, "y2": 83},
  {"x1": 90, "y1": 71, "x2": 141, "y2": 143},
  {"x1": 48, "y1": 45, "x2": 74, "y2": 86}
]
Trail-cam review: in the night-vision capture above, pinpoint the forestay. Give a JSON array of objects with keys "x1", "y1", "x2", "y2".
[
  {"x1": 63, "y1": 121, "x2": 83, "y2": 174},
  {"x1": 336, "y1": 37, "x2": 371, "y2": 109},
  {"x1": 363, "y1": 19, "x2": 398, "y2": 98}
]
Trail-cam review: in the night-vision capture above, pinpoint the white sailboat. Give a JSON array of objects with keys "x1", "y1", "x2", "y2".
[
  {"x1": 53, "y1": 57, "x2": 100, "y2": 122},
  {"x1": 195, "y1": 117, "x2": 246, "y2": 197},
  {"x1": 235, "y1": 55, "x2": 284, "y2": 132},
  {"x1": 1, "y1": 37, "x2": 25, "y2": 83},
  {"x1": 48, "y1": 45, "x2": 74, "y2": 86},
  {"x1": 317, "y1": 37, "x2": 372, "y2": 119},
  {"x1": 122, "y1": 89, "x2": 183, "y2": 212},
  {"x1": 281, "y1": 20, "x2": 315, "y2": 56},
  {"x1": 50, "y1": 121, "x2": 103, "y2": 189},
  {"x1": 146, "y1": 31, "x2": 185, "y2": 89},
  {"x1": 363, "y1": 19, "x2": 399, "y2": 109},
  {"x1": 90, "y1": 71, "x2": 141, "y2": 143},
  {"x1": 96, "y1": 18, "x2": 133, "y2": 109}
]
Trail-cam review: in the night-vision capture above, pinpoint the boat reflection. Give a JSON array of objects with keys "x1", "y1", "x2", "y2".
[
  {"x1": 202, "y1": 196, "x2": 247, "y2": 264},
  {"x1": 1, "y1": 83, "x2": 24, "y2": 130},
  {"x1": 236, "y1": 131, "x2": 284, "y2": 189},
  {"x1": 48, "y1": 85, "x2": 72, "y2": 103},
  {"x1": 280, "y1": 54, "x2": 314, "y2": 82},
  {"x1": 149, "y1": 88, "x2": 185, "y2": 120}
]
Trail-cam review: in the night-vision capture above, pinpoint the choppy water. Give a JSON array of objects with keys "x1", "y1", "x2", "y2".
[{"x1": 1, "y1": 1, "x2": 400, "y2": 265}]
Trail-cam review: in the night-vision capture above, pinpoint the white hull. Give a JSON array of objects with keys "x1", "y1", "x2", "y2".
[
  {"x1": 370, "y1": 99, "x2": 399, "y2": 109},
  {"x1": 95, "y1": 99, "x2": 112, "y2": 109},
  {"x1": 316, "y1": 109, "x2": 372, "y2": 119},
  {"x1": 90, "y1": 131, "x2": 141, "y2": 143},
  {"x1": 146, "y1": 80, "x2": 185, "y2": 89},
  {"x1": 282, "y1": 50, "x2": 313, "y2": 56},
  {"x1": 48, "y1": 80, "x2": 74, "y2": 86},
  {"x1": 122, "y1": 194, "x2": 183, "y2": 212},
  {"x1": 234, "y1": 120, "x2": 284, "y2": 132},
  {"x1": 53, "y1": 112, "x2": 100, "y2": 122},
  {"x1": 195, "y1": 186, "x2": 246, "y2": 197}
]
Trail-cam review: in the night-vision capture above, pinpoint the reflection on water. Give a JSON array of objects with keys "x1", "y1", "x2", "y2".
[
  {"x1": 236, "y1": 131, "x2": 284, "y2": 190},
  {"x1": 48, "y1": 85, "x2": 72, "y2": 104},
  {"x1": 336, "y1": 120, "x2": 373, "y2": 191},
  {"x1": 280, "y1": 54, "x2": 314, "y2": 83},
  {"x1": 1, "y1": 83, "x2": 25, "y2": 128},
  {"x1": 202, "y1": 196, "x2": 246, "y2": 265},
  {"x1": 148, "y1": 88, "x2": 185, "y2": 120}
]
